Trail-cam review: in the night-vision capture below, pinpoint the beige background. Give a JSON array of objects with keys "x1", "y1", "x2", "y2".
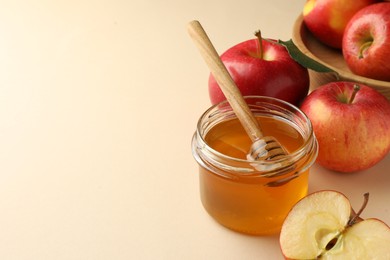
[{"x1": 0, "y1": 0, "x2": 389, "y2": 259}]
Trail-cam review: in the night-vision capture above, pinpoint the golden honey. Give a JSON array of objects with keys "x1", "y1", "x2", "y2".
[{"x1": 192, "y1": 96, "x2": 318, "y2": 235}]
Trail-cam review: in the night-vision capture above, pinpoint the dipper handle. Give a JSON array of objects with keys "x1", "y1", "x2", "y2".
[
  {"x1": 188, "y1": 20, "x2": 290, "y2": 163},
  {"x1": 187, "y1": 20, "x2": 264, "y2": 142}
]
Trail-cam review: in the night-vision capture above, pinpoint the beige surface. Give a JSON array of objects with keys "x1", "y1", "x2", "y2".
[{"x1": 0, "y1": 1, "x2": 389, "y2": 259}]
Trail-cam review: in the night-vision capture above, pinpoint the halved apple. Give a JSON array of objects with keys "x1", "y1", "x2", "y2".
[{"x1": 279, "y1": 190, "x2": 390, "y2": 259}]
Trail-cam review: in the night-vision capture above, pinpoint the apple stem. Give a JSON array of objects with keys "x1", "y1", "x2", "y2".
[
  {"x1": 349, "y1": 192, "x2": 369, "y2": 225},
  {"x1": 348, "y1": 84, "x2": 360, "y2": 104},
  {"x1": 254, "y1": 30, "x2": 263, "y2": 59},
  {"x1": 359, "y1": 41, "x2": 372, "y2": 59}
]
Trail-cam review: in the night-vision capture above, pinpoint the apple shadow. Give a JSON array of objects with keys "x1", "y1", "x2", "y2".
[{"x1": 308, "y1": 153, "x2": 390, "y2": 224}]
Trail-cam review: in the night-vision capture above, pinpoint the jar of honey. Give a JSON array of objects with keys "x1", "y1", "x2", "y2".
[{"x1": 192, "y1": 96, "x2": 318, "y2": 235}]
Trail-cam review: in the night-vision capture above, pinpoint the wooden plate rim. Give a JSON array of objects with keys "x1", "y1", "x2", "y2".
[{"x1": 292, "y1": 15, "x2": 390, "y2": 90}]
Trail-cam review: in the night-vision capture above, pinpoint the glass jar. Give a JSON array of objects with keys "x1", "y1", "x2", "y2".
[{"x1": 192, "y1": 96, "x2": 318, "y2": 235}]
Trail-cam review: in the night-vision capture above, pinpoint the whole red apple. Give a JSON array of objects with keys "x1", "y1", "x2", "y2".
[
  {"x1": 300, "y1": 81, "x2": 390, "y2": 173},
  {"x1": 208, "y1": 33, "x2": 309, "y2": 106},
  {"x1": 303, "y1": 0, "x2": 377, "y2": 49},
  {"x1": 342, "y1": 2, "x2": 390, "y2": 81}
]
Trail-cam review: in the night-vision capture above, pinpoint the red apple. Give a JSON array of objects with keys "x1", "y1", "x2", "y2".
[
  {"x1": 342, "y1": 2, "x2": 390, "y2": 81},
  {"x1": 208, "y1": 33, "x2": 309, "y2": 106},
  {"x1": 300, "y1": 81, "x2": 390, "y2": 173},
  {"x1": 303, "y1": 0, "x2": 377, "y2": 49}
]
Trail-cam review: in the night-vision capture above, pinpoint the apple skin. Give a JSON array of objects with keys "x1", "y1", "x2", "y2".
[
  {"x1": 303, "y1": 0, "x2": 378, "y2": 49},
  {"x1": 208, "y1": 38, "x2": 310, "y2": 106},
  {"x1": 300, "y1": 81, "x2": 390, "y2": 173},
  {"x1": 342, "y1": 2, "x2": 390, "y2": 81}
]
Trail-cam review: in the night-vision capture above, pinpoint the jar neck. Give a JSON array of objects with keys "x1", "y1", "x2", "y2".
[{"x1": 192, "y1": 96, "x2": 318, "y2": 179}]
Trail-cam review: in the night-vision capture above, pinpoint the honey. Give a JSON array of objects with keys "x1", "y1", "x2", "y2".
[
  {"x1": 205, "y1": 116, "x2": 304, "y2": 159},
  {"x1": 192, "y1": 96, "x2": 318, "y2": 235}
]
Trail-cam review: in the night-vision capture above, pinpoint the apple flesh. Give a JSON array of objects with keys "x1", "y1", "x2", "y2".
[
  {"x1": 300, "y1": 81, "x2": 390, "y2": 173},
  {"x1": 208, "y1": 33, "x2": 309, "y2": 106},
  {"x1": 342, "y1": 2, "x2": 390, "y2": 81},
  {"x1": 303, "y1": 0, "x2": 377, "y2": 49},
  {"x1": 280, "y1": 190, "x2": 390, "y2": 259}
]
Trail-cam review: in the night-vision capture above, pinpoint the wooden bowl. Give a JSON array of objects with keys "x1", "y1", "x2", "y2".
[{"x1": 292, "y1": 15, "x2": 390, "y2": 100}]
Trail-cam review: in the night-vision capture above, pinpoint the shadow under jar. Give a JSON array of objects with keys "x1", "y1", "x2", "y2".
[{"x1": 192, "y1": 96, "x2": 318, "y2": 235}]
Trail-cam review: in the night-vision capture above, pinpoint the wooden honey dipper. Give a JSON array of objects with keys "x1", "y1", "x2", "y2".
[{"x1": 187, "y1": 20, "x2": 289, "y2": 163}]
